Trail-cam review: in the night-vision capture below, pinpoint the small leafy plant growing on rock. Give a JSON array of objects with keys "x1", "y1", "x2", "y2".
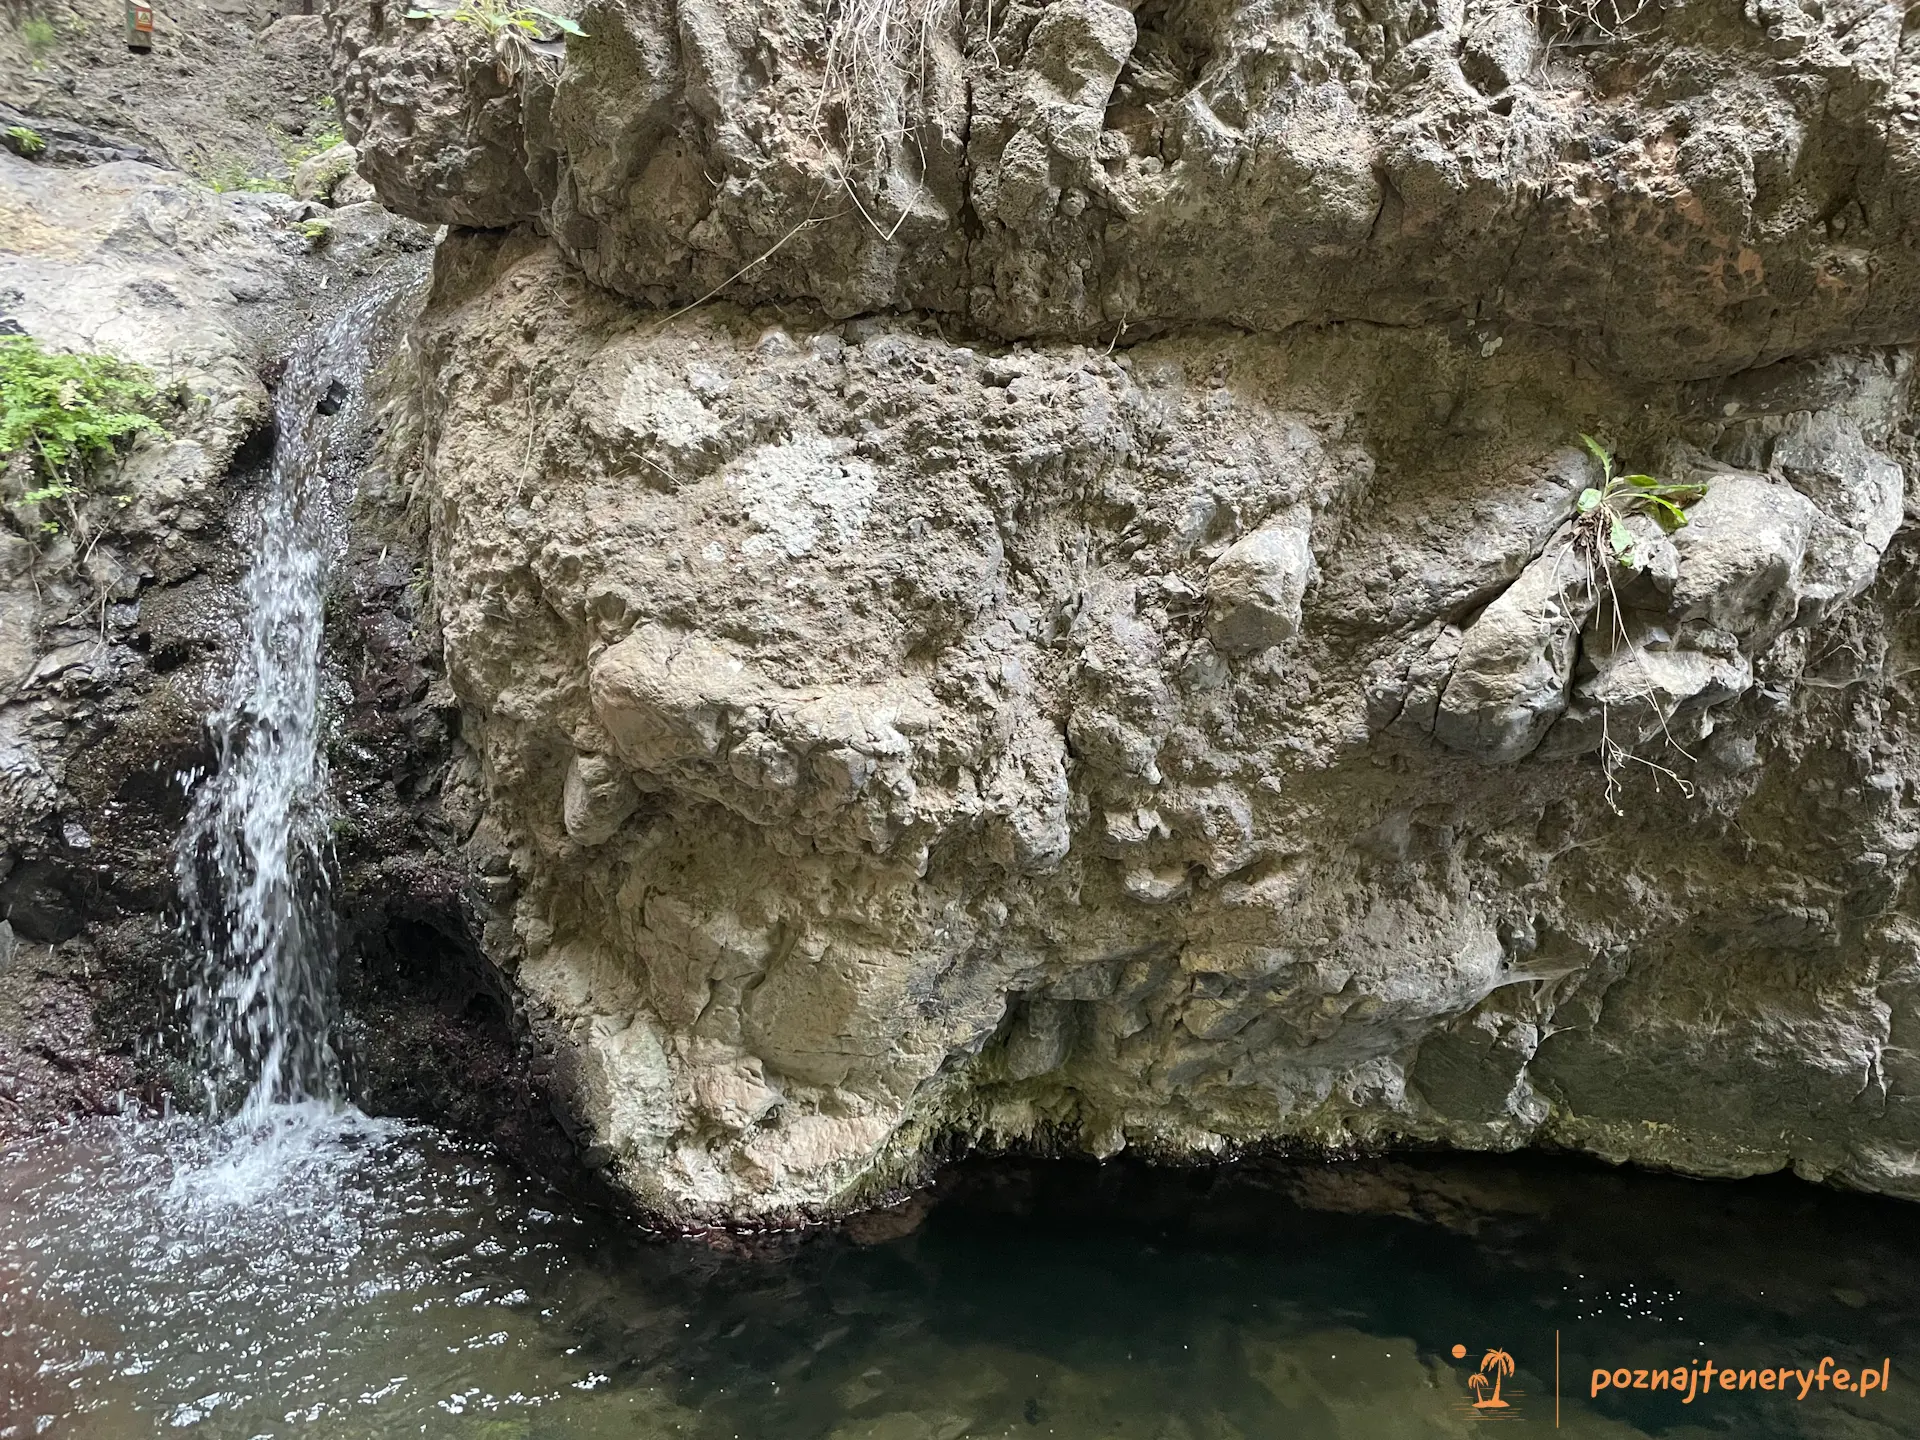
[
  {"x1": 3, "y1": 125, "x2": 46, "y2": 159},
  {"x1": 1566, "y1": 434, "x2": 1706, "y2": 812},
  {"x1": 1572, "y1": 433, "x2": 1703, "y2": 570},
  {"x1": 405, "y1": 0, "x2": 583, "y2": 36},
  {"x1": 0, "y1": 335, "x2": 160, "y2": 537},
  {"x1": 405, "y1": 0, "x2": 584, "y2": 81}
]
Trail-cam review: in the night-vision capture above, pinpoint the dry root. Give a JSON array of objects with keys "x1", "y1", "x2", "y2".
[
  {"x1": 816, "y1": 0, "x2": 957, "y2": 185},
  {"x1": 1529, "y1": 0, "x2": 1657, "y2": 43}
]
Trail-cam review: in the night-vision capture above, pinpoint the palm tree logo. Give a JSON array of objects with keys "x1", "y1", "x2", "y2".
[{"x1": 1472, "y1": 1349, "x2": 1515, "y2": 1409}]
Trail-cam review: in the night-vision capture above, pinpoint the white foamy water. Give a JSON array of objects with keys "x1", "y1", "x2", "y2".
[
  {"x1": 161, "y1": 1100, "x2": 401, "y2": 1211},
  {"x1": 0, "y1": 1113, "x2": 631, "y2": 1437},
  {"x1": 171, "y1": 289, "x2": 391, "y2": 1122}
]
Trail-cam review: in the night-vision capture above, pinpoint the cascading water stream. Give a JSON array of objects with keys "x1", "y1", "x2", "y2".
[{"x1": 172, "y1": 285, "x2": 392, "y2": 1125}]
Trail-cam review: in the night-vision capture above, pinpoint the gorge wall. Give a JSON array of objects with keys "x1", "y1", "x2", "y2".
[{"x1": 329, "y1": 0, "x2": 1920, "y2": 1221}]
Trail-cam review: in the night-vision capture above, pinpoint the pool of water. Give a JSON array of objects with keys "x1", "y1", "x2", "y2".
[{"x1": 3, "y1": 1110, "x2": 1917, "y2": 1438}]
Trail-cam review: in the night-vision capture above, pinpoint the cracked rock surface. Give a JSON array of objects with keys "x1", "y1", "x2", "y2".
[
  {"x1": 333, "y1": 0, "x2": 1920, "y2": 376},
  {"x1": 406, "y1": 235, "x2": 1920, "y2": 1220},
  {"x1": 336, "y1": 0, "x2": 1920, "y2": 1219}
]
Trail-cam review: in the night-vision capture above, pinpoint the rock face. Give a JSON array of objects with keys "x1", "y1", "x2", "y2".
[
  {"x1": 0, "y1": 146, "x2": 335, "y2": 1046},
  {"x1": 335, "y1": 0, "x2": 1920, "y2": 1220},
  {"x1": 334, "y1": 0, "x2": 1920, "y2": 376},
  {"x1": 2, "y1": 0, "x2": 340, "y2": 183}
]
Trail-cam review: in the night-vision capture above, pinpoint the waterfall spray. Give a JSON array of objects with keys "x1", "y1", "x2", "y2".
[{"x1": 173, "y1": 287, "x2": 392, "y2": 1123}]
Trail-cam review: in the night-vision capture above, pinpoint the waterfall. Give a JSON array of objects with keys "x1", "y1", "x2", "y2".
[{"x1": 172, "y1": 286, "x2": 392, "y2": 1123}]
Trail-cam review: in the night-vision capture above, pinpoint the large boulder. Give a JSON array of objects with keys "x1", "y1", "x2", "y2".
[{"x1": 408, "y1": 236, "x2": 1920, "y2": 1222}]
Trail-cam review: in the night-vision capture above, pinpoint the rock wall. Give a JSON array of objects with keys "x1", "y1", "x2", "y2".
[
  {"x1": 333, "y1": 0, "x2": 1920, "y2": 375},
  {"x1": 0, "y1": 127, "x2": 357, "y2": 1131},
  {"x1": 334, "y1": 0, "x2": 1920, "y2": 1220}
]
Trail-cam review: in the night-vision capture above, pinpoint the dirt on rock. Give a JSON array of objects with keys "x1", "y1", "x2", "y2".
[{"x1": 3, "y1": 0, "x2": 337, "y2": 185}]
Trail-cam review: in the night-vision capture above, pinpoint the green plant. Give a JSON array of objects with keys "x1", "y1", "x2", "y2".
[
  {"x1": 3, "y1": 125, "x2": 46, "y2": 159},
  {"x1": 0, "y1": 336, "x2": 159, "y2": 533},
  {"x1": 405, "y1": 0, "x2": 583, "y2": 85},
  {"x1": 406, "y1": 0, "x2": 584, "y2": 84},
  {"x1": 21, "y1": 17, "x2": 58, "y2": 57},
  {"x1": 277, "y1": 126, "x2": 347, "y2": 165},
  {"x1": 1566, "y1": 435, "x2": 1707, "y2": 811},
  {"x1": 404, "y1": 0, "x2": 583, "y2": 39},
  {"x1": 299, "y1": 217, "x2": 332, "y2": 247},
  {"x1": 272, "y1": 111, "x2": 348, "y2": 169},
  {"x1": 1573, "y1": 433, "x2": 1704, "y2": 571},
  {"x1": 200, "y1": 159, "x2": 287, "y2": 194}
]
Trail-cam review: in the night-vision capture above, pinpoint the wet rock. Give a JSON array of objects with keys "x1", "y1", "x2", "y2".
[{"x1": 0, "y1": 861, "x2": 81, "y2": 943}]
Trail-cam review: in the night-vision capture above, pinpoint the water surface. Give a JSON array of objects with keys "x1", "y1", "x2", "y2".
[{"x1": 4, "y1": 1111, "x2": 1917, "y2": 1438}]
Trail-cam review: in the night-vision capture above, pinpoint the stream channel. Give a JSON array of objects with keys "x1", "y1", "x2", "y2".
[{"x1": 3, "y1": 285, "x2": 1919, "y2": 1440}]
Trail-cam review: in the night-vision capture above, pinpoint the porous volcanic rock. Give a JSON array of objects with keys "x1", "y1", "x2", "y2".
[
  {"x1": 405, "y1": 230, "x2": 1920, "y2": 1221},
  {"x1": 331, "y1": 0, "x2": 1920, "y2": 377},
  {"x1": 323, "y1": 0, "x2": 1920, "y2": 1221}
]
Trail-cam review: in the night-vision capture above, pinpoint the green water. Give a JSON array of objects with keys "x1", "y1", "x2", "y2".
[{"x1": 2, "y1": 1109, "x2": 1916, "y2": 1438}]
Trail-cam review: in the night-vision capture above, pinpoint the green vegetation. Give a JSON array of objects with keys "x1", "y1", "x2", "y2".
[
  {"x1": 21, "y1": 16, "x2": 58, "y2": 59},
  {"x1": 404, "y1": 0, "x2": 584, "y2": 39},
  {"x1": 295, "y1": 125, "x2": 347, "y2": 159},
  {"x1": 199, "y1": 159, "x2": 288, "y2": 194},
  {"x1": 3, "y1": 125, "x2": 46, "y2": 159},
  {"x1": 1568, "y1": 434, "x2": 1708, "y2": 812},
  {"x1": 300, "y1": 218, "x2": 333, "y2": 247},
  {"x1": 1573, "y1": 433, "x2": 1704, "y2": 571},
  {"x1": 0, "y1": 336, "x2": 160, "y2": 532},
  {"x1": 405, "y1": 0, "x2": 584, "y2": 84},
  {"x1": 272, "y1": 97, "x2": 348, "y2": 170}
]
